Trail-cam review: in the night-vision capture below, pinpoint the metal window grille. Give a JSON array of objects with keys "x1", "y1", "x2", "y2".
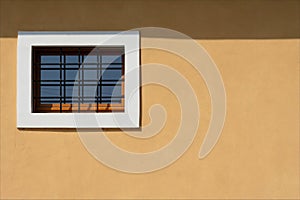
[{"x1": 32, "y1": 46, "x2": 125, "y2": 113}]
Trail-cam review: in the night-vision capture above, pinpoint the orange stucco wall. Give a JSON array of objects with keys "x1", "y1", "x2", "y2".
[{"x1": 0, "y1": 0, "x2": 299, "y2": 199}]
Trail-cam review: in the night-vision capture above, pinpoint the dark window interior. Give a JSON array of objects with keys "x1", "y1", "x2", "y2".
[{"x1": 32, "y1": 46, "x2": 125, "y2": 113}]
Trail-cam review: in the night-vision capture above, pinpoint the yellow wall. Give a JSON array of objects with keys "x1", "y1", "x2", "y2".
[{"x1": 0, "y1": 0, "x2": 299, "y2": 199}]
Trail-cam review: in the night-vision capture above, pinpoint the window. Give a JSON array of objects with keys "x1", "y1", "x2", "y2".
[
  {"x1": 32, "y1": 46, "x2": 125, "y2": 113},
  {"x1": 17, "y1": 32, "x2": 140, "y2": 128}
]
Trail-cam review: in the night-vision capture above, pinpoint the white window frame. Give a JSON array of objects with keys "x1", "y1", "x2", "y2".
[{"x1": 17, "y1": 31, "x2": 140, "y2": 128}]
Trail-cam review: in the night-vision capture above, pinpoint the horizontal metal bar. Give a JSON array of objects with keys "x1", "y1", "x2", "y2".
[
  {"x1": 39, "y1": 100, "x2": 122, "y2": 103},
  {"x1": 40, "y1": 83, "x2": 122, "y2": 86},
  {"x1": 40, "y1": 67, "x2": 122, "y2": 70},
  {"x1": 36, "y1": 96, "x2": 124, "y2": 99},
  {"x1": 34, "y1": 79, "x2": 123, "y2": 82},
  {"x1": 39, "y1": 62, "x2": 122, "y2": 65}
]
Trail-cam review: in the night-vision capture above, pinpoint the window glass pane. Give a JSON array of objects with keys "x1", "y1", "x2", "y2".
[
  {"x1": 102, "y1": 85, "x2": 121, "y2": 97},
  {"x1": 40, "y1": 65, "x2": 60, "y2": 69},
  {"x1": 66, "y1": 85, "x2": 78, "y2": 97},
  {"x1": 40, "y1": 98, "x2": 61, "y2": 104},
  {"x1": 41, "y1": 55, "x2": 60, "y2": 64},
  {"x1": 81, "y1": 98, "x2": 97, "y2": 104},
  {"x1": 83, "y1": 86, "x2": 98, "y2": 100},
  {"x1": 102, "y1": 97, "x2": 122, "y2": 104},
  {"x1": 84, "y1": 70, "x2": 98, "y2": 81},
  {"x1": 102, "y1": 55, "x2": 122, "y2": 63},
  {"x1": 101, "y1": 69, "x2": 122, "y2": 81},
  {"x1": 66, "y1": 65, "x2": 79, "y2": 69},
  {"x1": 40, "y1": 81, "x2": 60, "y2": 85},
  {"x1": 83, "y1": 64, "x2": 98, "y2": 69},
  {"x1": 83, "y1": 55, "x2": 98, "y2": 63},
  {"x1": 66, "y1": 55, "x2": 79, "y2": 64},
  {"x1": 41, "y1": 70, "x2": 60, "y2": 80},
  {"x1": 41, "y1": 86, "x2": 61, "y2": 97},
  {"x1": 66, "y1": 70, "x2": 79, "y2": 81}
]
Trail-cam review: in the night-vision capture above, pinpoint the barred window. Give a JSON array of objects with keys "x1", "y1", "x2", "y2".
[
  {"x1": 17, "y1": 31, "x2": 139, "y2": 128},
  {"x1": 32, "y1": 46, "x2": 125, "y2": 113}
]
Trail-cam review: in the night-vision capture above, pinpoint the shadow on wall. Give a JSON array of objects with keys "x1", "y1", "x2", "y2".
[{"x1": 0, "y1": 0, "x2": 299, "y2": 39}]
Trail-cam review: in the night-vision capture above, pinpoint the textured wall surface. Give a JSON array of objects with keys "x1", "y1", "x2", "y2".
[{"x1": 0, "y1": 0, "x2": 299, "y2": 199}]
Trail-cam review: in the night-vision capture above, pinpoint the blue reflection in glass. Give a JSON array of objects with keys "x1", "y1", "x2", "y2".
[
  {"x1": 102, "y1": 55, "x2": 122, "y2": 63},
  {"x1": 41, "y1": 55, "x2": 60, "y2": 64}
]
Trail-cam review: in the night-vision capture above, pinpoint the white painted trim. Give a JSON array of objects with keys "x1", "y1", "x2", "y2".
[{"x1": 17, "y1": 31, "x2": 140, "y2": 128}]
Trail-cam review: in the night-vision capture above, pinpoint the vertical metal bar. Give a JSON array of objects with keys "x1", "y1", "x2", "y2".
[
  {"x1": 82, "y1": 50, "x2": 84, "y2": 106},
  {"x1": 96, "y1": 48, "x2": 99, "y2": 112},
  {"x1": 99, "y1": 50, "x2": 102, "y2": 104},
  {"x1": 78, "y1": 48, "x2": 81, "y2": 112},
  {"x1": 59, "y1": 48, "x2": 63, "y2": 112},
  {"x1": 122, "y1": 52, "x2": 125, "y2": 104},
  {"x1": 63, "y1": 52, "x2": 66, "y2": 104}
]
